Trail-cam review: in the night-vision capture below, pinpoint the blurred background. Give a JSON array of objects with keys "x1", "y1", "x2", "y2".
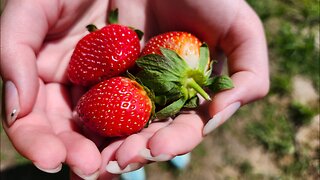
[{"x1": 1, "y1": 0, "x2": 319, "y2": 179}]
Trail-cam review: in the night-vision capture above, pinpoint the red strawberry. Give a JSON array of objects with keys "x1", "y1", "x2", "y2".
[
  {"x1": 67, "y1": 24, "x2": 141, "y2": 86},
  {"x1": 136, "y1": 32, "x2": 234, "y2": 119},
  {"x1": 141, "y1": 31, "x2": 202, "y2": 68},
  {"x1": 76, "y1": 77, "x2": 153, "y2": 137}
]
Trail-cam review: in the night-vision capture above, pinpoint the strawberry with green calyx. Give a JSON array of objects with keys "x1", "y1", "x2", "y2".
[
  {"x1": 136, "y1": 44, "x2": 233, "y2": 119},
  {"x1": 76, "y1": 76, "x2": 154, "y2": 137},
  {"x1": 67, "y1": 9, "x2": 142, "y2": 86}
]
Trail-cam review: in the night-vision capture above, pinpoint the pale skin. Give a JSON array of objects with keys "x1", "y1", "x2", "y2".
[{"x1": 1, "y1": 0, "x2": 269, "y2": 179}]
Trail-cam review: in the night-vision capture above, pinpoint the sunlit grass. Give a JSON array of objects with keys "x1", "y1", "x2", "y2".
[{"x1": 244, "y1": 0, "x2": 320, "y2": 178}]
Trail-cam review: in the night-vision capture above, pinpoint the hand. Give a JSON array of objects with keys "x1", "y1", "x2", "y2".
[
  {"x1": 99, "y1": 0, "x2": 270, "y2": 177},
  {"x1": 1, "y1": 0, "x2": 269, "y2": 179},
  {"x1": 1, "y1": 0, "x2": 114, "y2": 179}
]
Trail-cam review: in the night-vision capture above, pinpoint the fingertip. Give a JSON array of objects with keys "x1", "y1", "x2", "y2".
[
  {"x1": 148, "y1": 114, "x2": 204, "y2": 156},
  {"x1": 115, "y1": 134, "x2": 149, "y2": 168},
  {"x1": 3, "y1": 81, "x2": 20, "y2": 126},
  {"x1": 2, "y1": 76, "x2": 39, "y2": 125},
  {"x1": 111, "y1": 121, "x2": 171, "y2": 168},
  {"x1": 1, "y1": 46, "x2": 40, "y2": 122},
  {"x1": 58, "y1": 131, "x2": 101, "y2": 177},
  {"x1": 20, "y1": 132, "x2": 67, "y2": 171},
  {"x1": 204, "y1": 101, "x2": 241, "y2": 135},
  {"x1": 34, "y1": 163, "x2": 63, "y2": 174},
  {"x1": 209, "y1": 71, "x2": 268, "y2": 116}
]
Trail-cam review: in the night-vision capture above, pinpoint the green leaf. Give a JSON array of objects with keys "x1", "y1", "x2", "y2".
[
  {"x1": 155, "y1": 98, "x2": 187, "y2": 120},
  {"x1": 160, "y1": 49, "x2": 189, "y2": 78},
  {"x1": 136, "y1": 70, "x2": 177, "y2": 94},
  {"x1": 204, "y1": 61, "x2": 214, "y2": 81},
  {"x1": 136, "y1": 54, "x2": 183, "y2": 82},
  {"x1": 108, "y1": 8, "x2": 119, "y2": 24},
  {"x1": 160, "y1": 48, "x2": 189, "y2": 73},
  {"x1": 208, "y1": 75, "x2": 234, "y2": 93},
  {"x1": 198, "y1": 43, "x2": 210, "y2": 73},
  {"x1": 184, "y1": 96, "x2": 199, "y2": 108},
  {"x1": 154, "y1": 96, "x2": 168, "y2": 106},
  {"x1": 154, "y1": 90, "x2": 183, "y2": 106}
]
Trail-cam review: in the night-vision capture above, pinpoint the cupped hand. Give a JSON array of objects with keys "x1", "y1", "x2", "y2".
[
  {"x1": 99, "y1": 0, "x2": 269, "y2": 177},
  {"x1": 1, "y1": 0, "x2": 114, "y2": 179},
  {"x1": 1, "y1": 0, "x2": 269, "y2": 179}
]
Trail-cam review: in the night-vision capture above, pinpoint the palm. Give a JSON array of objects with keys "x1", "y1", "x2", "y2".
[
  {"x1": 2, "y1": 0, "x2": 111, "y2": 176},
  {"x1": 11, "y1": 0, "x2": 233, "y2": 174},
  {"x1": 2, "y1": 0, "x2": 269, "y2": 179}
]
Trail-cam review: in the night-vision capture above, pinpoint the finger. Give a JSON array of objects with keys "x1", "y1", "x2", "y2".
[
  {"x1": 44, "y1": 83, "x2": 101, "y2": 178},
  {"x1": 69, "y1": 170, "x2": 101, "y2": 180},
  {"x1": 204, "y1": 2, "x2": 269, "y2": 135},
  {"x1": 140, "y1": 114, "x2": 205, "y2": 160},
  {"x1": 0, "y1": 1, "x2": 57, "y2": 124},
  {"x1": 2, "y1": 80, "x2": 67, "y2": 172},
  {"x1": 104, "y1": 120, "x2": 171, "y2": 174},
  {"x1": 58, "y1": 132, "x2": 100, "y2": 180},
  {"x1": 218, "y1": 1, "x2": 269, "y2": 108},
  {"x1": 100, "y1": 140, "x2": 123, "y2": 178},
  {"x1": 115, "y1": 121, "x2": 171, "y2": 168}
]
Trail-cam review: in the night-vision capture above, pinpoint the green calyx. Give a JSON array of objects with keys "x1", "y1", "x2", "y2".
[
  {"x1": 136, "y1": 44, "x2": 234, "y2": 120},
  {"x1": 86, "y1": 24, "x2": 98, "y2": 32},
  {"x1": 108, "y1": 8, "x2": 144, "y2": 40},
  {"x1": 108, "y1": 8, "x2": 119, "y2": 24},
  {"x1": 85, "y1": 8, "x2": 119, "y2": 33}
]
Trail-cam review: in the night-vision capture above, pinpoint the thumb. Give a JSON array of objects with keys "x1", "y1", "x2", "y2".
[
  {"x1": 1, "y1": 51, "x2": 39, "y2": 126},
  {"x1": 1, "y1": 1, "x2": 50, "y2": 126}
]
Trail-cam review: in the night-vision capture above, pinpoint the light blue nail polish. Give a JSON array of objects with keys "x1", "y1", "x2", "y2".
[
  {"x1": 120, "y1": 167, "x2": 146, "y2": 180},
  {"x1": 170, "y1": 153, "x2": 191, "y2": 170}
]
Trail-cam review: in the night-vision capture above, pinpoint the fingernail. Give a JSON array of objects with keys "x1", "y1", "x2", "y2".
[
  {"x1": 203, "y1": 102, "x2": 241, "y2": 135},
  {"x1": 73, "y1": 168, "x2": 99, "y2": 180},
  {"x1": 139, "y1": 148, "x2": 172, "y2": 162},
  {"x1": 4, "y1": 81, "x2": 20, "y2": 126},
  {"x1": 34, "y1": 163, "x2": 63, "y2": 174},
  {"x1": 170, "y1": 153, "x2": 191, "y2": 170},
  {"x1": 106, "y1": 161, "x2": 143, "y2": 174}
]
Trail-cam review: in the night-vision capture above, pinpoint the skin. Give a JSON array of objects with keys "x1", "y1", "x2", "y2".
[{"x1": 0, "y1": 0, "x2": 269, "y2": 179}]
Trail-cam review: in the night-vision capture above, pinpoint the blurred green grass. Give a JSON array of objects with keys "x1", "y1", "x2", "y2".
[{"x1": 244, "y1": 0, "x2": 319, "y2": 178}]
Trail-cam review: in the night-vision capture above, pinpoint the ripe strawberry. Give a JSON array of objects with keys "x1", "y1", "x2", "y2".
[
  {"x1": 76, "y1": 77, "x2": 153, "y2": 137},
  {"x1": 67, "y1": 24, "x2": 141, "y2": 86},
  {"x1": 136, "y1": 31, "x2": 234, "y2": 119},
  {"x1": 141, "y1": 31, "x2": 202, "y2": 68}
]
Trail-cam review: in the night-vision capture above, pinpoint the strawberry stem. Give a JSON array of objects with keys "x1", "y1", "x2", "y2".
[{"x1": 186, "y1": 78, "x2": 211, "y2": 101}]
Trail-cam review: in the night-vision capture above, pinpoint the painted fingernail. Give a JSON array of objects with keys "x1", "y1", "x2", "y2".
[
  {"x1": 34, "y1": 163, "x2": 63, "y2": 174},
  {"x1": 4, "y1": 81, "x2": 20, "y2": 126},
  {"x1": 106, "y1": 161, "x2": 143, "y2": 174},
  {"x1": 203, "y1": 102, "x2": 241, "y2": 135},
  {"x1": 73, "y1": 168, "x2": 99, "y2": 180},
  {"x1": 139, "y1": 148, "x2": 172, "y2": 162}
]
